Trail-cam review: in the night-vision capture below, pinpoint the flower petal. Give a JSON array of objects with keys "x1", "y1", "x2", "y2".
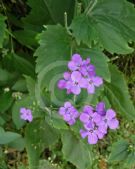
[
  {"x1": 88, "y1": 133, "x2": 98, "y2": 144},
  {"x1": 64, "y1": 102, "x2": 72, "y2": 108},
  {"x1": 58, "y1": 80, "x2": 66, "y2": 89},
  {"x1": 106, "y1": 109, "x2": 116, "y2": 120},
  {"x1": 87, "y1": 84, "x2": 95, "y2": 94},
  {"x1": 108, "y1": 118, "x2": 119, "y2": 129},
  {"x1": 93, "y1": 76, "x2": 103, "y2": 87},
  {"x1": 80, "y1": 129, "x2": 88, "y2": 138},
  {"x1": 71, "y1": 85, "x2": 81, "y2": 95},
  {"x1": 71, "y1": 71, "x2": 82, "y2": 82},
  {"x1": 80, "y1": 113, "x2": 90, "y2": 123}
]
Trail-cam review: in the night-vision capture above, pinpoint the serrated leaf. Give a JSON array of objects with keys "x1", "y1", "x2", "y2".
[
  {"x1": 0, "y1": 15, "x2": 6, "y2": 48},
  {"x1": 0, "y1": 127, "x2": 21, "y2": 145},
  {"x1": 105, "y1": 64, "x2": 135, "y2": 120},
  {"x1": 35, "y1": 25, "x2": 71, "y2": 73},
  {"x1": 35, "y1": 25, "x2": 72, "y2": 106},
  {"x1": 25, "y1": 119, "x2": 59, "y2": 169},
  {"x1": 108, "y1": 139, "x2": 129, "y2": 162},
  {"x1": 70, "y1": 0, "x2": 135, "y2": 54},
  {"x1": 62, "y1": 130, "x2": 92, "y2": 169}
]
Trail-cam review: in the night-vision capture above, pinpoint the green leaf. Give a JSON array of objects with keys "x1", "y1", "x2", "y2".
[
  {"x1": 70, "y1": 0, "x2": 135, "y2": 54},
  {"x1": 25, "y1": 119, "x2": 59, "y2": 169},
  {"x1": 105, "y1": 64, "x2": 135, "y2": 120},
  {"x1": 45, "y1": 111, "x2": 68, "y2": 130},
  {"x1": 0, "y1": 127, "x2": 21, "y2": 144},
  {"x1": 43, "y1": 0, "x2": 75, "y2": 24},
  {"x1": 35, "y1": 25, "x2": 72, "y2": 107},
  {"x1": 77, "y1": 48, "x2": 110, "y2": 82},
  {"x1": 108, "y1": 139, "x2": 129, "y2": 162},
  {"x1": 124, "y1": 152, "x2": 135, "y2": 168},
  {"x1": 35, "y1": 25, "x2": 71, "y2": 73},
  {"x1": 12, "y1": 78, "x2": 27, "y2": 92},
  {"x1": 61, "y1": 130, "x2": 92, "y2": 169},
  {"x1": 0, "y1": 91, "x2": 14, "y2": 112},
  {"x1": 0, "y1": 67, "x2": 16, "y2": 86},
  {"x1": 0, "y1": 15, "x2": 6, "y2": 48},
  {"x1": 13, "y1": 53, "x2": 35, "y2": 77},
  {"x1": 13, "y1": 30, "x2": 38, "y2": 47},
  {"x1": 8, "y1": 137, "x2": 25, "y2": 151}
]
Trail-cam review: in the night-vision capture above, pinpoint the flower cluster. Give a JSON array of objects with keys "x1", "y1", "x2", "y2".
[
  {"x1": 58, "y1": 102, "x2": 119, "y2": 145},
  {"x1": 59, "y1": 102, "x2": 79, "y2": 125},
  {"x1": 20, "y1": 107, "x2": 33, "y2": 122},
  {"x1": 80, "y1": 102, "x2": 119, "y2": 144},
  {"x1": 58, "y1": 54, "x2": 103, "y2": 95}
]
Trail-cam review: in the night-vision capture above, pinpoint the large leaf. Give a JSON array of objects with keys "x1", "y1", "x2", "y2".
[
  {"x1": 61, "y1": 130, "x2": 92, "y2": 169},
  {"x1": 35, "y1": 25, "x2": 72, "y2": 106},
  {"x1": 0, "y1": 15, "x2": 6, "y2": 48},
  {"x1": 25, "y1": 119, "x2": 59, "y2": 169},
  {"x1": 70, "y1": 0, "x2": 135, "y2": 54},
  {"x1": 105, "y1": 64, "x2": 135, "y2": 120}
]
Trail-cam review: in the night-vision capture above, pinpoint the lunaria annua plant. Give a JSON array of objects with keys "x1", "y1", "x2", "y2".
[{"x1": 58, "y1": 54, "x2": 119, "y2": 144}]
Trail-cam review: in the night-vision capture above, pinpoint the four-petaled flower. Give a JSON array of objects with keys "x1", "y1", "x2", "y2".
[
  {"x1": 59, "y1": 102, "x2": 79, "y2": 125},
  {"x1": 20, "y1": 108, "x2": 33, "y2": 122}
]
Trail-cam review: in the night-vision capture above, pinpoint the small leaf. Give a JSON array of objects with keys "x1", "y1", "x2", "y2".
[
  {"x1": 0, "y1": 127, "x2": 21, "y2": 144},
  {"x1": 108, "y1": 139, "x2": 129, "y2": 162}
]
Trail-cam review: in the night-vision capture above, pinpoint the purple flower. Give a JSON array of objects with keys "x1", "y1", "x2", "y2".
[
  {"x1": 59, "y1": 102, "x2": 79, "y2": 125},
  {"x1": 99, "y1": 109, "x2": 119, "y2": 130},
  {"x1": 66, "y1": 71, "x2": 87, "y2": 95},
  {"x1": 80, "y1": 122, "x2": 107, "y2": 144},
  {"x1": 58, "y1": 72, "x2": 71, "y2": 89},
  {"x1": 68, "y1": 54, "x2": 83, "y2": 71},
  {"x1": 58, "y1": 54, "x2": 104, "y2": 95},
  {"x1": 80, "y1": 105, "x2": 101, "y2": 124},
  {"x1": 96, "y1": 102, "x2": 106, "y2": 116},
  {"x1": 81, "y1": 64, "x2": 96, "y2": 77},
  {"x1": 86, "y1": 76, "x2": 103, "y2": 94},
  {"x1": 20, "y1": 108, "x2": 33, "y2": 122}
]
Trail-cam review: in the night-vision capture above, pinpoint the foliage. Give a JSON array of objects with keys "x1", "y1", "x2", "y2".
[{"x1": 0, "y1": 0, "x2": 135, "y2": 169}]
